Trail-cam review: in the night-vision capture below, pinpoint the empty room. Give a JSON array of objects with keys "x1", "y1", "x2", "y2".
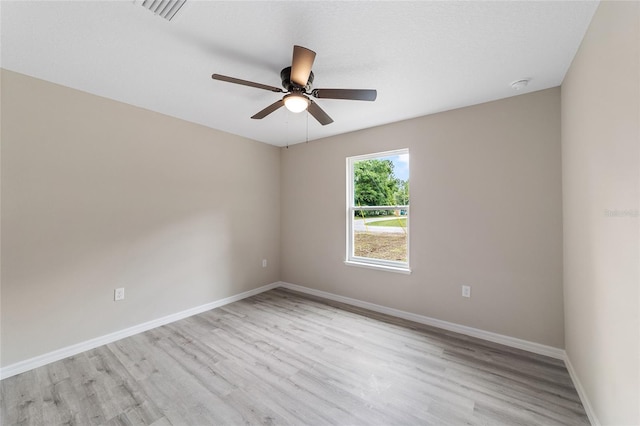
[{"x1": 1, "y1": 1, "x2": 638, "y2": 425}]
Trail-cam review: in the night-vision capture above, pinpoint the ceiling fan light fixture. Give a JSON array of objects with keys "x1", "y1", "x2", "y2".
[
  {"x1": 284, "y1": 93, "x2": 310, "y2": 113},
  {"x1": 212, "y1": 45, "x2": 377, "y2": 126}
]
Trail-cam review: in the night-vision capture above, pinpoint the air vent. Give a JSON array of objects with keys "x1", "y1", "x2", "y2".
[{"x1": 140, "y1": 0, "x2": 186, "y2": 21}]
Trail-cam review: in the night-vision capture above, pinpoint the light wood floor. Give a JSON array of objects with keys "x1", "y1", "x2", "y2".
[{"x1": 1, "y1": 288, "x2": 589, "y2": 425}]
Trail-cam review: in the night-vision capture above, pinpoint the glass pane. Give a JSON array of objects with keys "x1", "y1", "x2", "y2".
[
  {"x1": 353, "y1": 155, "x2": 409, "y2": 207},
  {"x1": 353, "y1": 210, "x2": 408, "y2": 262}
]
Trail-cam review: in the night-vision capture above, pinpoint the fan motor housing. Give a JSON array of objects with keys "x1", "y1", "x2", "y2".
[{"x1": 281, "y1": 66, "x2": 314, "y2": 92}]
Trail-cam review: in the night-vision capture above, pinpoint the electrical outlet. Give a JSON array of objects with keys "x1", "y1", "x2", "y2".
[
  {"x1": 262, "y1": 259, "x2": 267, "y2": 268},
  {"x1": 462, "y1": 285, "x2": 471, "y2": 298},
  {"x1": 114, "y1": 287, "x2": 125, "y2": 301}
]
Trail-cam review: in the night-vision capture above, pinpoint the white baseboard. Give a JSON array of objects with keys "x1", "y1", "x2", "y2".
[
  {"x1": 2, "y1": 279, "x2": 597, "y2": 426},
  {"x1": 0, "y1": 282, "x2": 280, "y2": 380},
  {"x1": 564, "y1": 353, "x2": 600, "y2": 426},
  {"x1": 277, "y1": 281, "x2": 566, "y2": 360}
]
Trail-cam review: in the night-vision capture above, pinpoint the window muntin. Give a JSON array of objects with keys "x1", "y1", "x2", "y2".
[{"x1": 347, "y1": 149, "x2": 409, "y2": 272}]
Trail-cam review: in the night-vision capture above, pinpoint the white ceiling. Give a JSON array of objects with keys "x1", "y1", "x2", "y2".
[{"x1": 1, "y1": 1, "x2": 598, "y2": 147}]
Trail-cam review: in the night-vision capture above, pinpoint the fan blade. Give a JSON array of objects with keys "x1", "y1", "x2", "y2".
[
  {"x1": 212, "y1": 74, "x2": 284, "y2": 93},
  {"x1": 312, "y1": 88, "x2": 377, "y2": 101},
  {"x1": 290, "y1": 45, "x2": 316, "y2": 87},
  {"x1": 251, "y1": 100, "x2": 285, "y2": 119},
  {"x1": 307, "y1": 100, "x2": 334, "y2": 126}
]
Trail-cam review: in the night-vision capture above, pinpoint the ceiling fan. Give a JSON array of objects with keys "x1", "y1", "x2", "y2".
[{"x1": 211, "y1": 45, "x2": 377, "y2": 126}]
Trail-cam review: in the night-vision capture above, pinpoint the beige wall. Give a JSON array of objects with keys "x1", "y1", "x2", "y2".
[
  {"x1": 281, "y1": 88, "x2": 564, "y2": 348},
  {"x1": 0, "y1": 69, "x2": 281, "y2": 366},
  {"x1": 561, "y1": 2, "x2": 640, "y2": 425}
]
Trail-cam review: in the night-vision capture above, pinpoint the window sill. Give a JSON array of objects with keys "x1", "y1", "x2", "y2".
[{"x1": 344, "y1": 260, "x2": 411, "y2": 275}]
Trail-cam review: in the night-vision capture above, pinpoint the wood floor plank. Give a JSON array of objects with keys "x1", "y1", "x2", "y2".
[{"x1": 1, "y1": 288, "x2": 589, "y2": 425}]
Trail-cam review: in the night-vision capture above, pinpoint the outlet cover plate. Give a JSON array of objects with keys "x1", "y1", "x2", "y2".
[
  {"x1": 462, "y1": 285, "x2": 471, "y2": 298},
  {"x1": 114, "y1": 288, "x2": 125, "y2": 301}
]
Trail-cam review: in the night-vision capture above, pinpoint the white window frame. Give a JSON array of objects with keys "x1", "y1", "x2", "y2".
[{"x1": 345, "y1": 149, "x2": 410, "y2": 274}]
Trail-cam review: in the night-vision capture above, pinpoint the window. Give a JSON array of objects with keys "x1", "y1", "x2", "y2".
[{"x1": 346, "y1": 149, "x2": 410, "y2": 273}]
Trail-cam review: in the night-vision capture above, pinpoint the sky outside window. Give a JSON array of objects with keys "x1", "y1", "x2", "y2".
[{"x1": 378, "y1": 153, "x2": 409, "y2": 182}]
